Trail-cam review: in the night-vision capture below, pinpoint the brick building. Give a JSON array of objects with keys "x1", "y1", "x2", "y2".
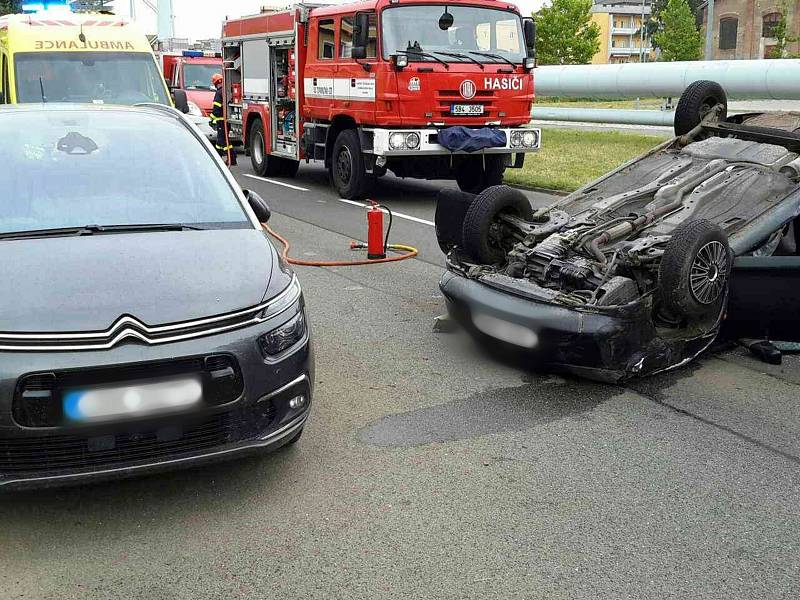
[{"x1": 701, "y1": 0, "x2": 800, "y2": 59}]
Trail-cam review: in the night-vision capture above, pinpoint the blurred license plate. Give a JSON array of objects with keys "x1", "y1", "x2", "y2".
[
  {"x1": 451, "y1": 104, "x2": 483, "y2": 116},
  {"x1": 63, "y1": 377, "x2": 203, "y2": 423}
]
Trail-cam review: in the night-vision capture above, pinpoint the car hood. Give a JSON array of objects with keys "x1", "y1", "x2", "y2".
[{"x1": 0, "y1": 229, "x2": 274, "y2": 332}]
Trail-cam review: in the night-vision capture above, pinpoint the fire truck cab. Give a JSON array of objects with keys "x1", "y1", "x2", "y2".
[
  {"x1": 222, "y1": 0, "x2": 539, "y2": 198},
  {"x1": 161, "y1": 51, "x2": 223, "y2": 117}
]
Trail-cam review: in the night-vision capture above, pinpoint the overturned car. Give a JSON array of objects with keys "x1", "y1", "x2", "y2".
[{"x1": 437, "y1": 81, "x2": 800, "y2": 382}]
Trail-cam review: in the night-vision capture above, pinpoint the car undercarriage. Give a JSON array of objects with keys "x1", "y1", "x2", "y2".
[{"x1": 438, "y1": 83, "x2": 800, "y2": 381}]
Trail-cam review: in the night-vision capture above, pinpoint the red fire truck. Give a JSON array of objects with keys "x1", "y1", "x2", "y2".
[
  {"x1": 161, "y1": 51, "x2": 223, "y2": 116},
  {"x1": 221, "y1": 0, "x2": 539, "y2": 199}
]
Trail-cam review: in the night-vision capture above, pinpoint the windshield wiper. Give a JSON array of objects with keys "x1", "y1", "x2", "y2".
[
  {"x1": 468, "y1": 51, "x2": 518, "y2": 68},
  {"x1": 0, "y1": 223, "x2": 203, "y2": 241},
  {"x1": 396, "y1": 50, "x2": 449, "y2": 69},
  {"x1": 433, "y1": 52, "x2": 484, "y2": 70}
]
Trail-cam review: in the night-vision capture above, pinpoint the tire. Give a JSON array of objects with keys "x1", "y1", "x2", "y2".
[
  {"x1": 658, "y1": 219, "x2": 732, "y2": 320},
  {"x1": 456, "y1": 155, "x2": 506, "y2": 194},
  {"x1": 461, "y1": 185, "x2": 533, "y2": 264},
  {"x1": 331, "y1": 129, "x2": 366, "y2": 199},
  {"x1": 674, "y1": 80, "x2": 727, "y2": 136},
  {"x1": 435, "y1": 189, "x2": 477, "y2": 253},
  {"x1": 249, "y1": 119, "x2": 282, "y2": 177}
]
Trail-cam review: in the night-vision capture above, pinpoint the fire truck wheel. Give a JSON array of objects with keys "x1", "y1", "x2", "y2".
[
  {"x1": 456, "y1": 155, "x2": 505, "y2": 194},
  {"x1": 249, "y1": 119, "x2": 282, "y2": 177},
  {"x1": 332, "y1": 129, "x2": 366, "y2": 199}
]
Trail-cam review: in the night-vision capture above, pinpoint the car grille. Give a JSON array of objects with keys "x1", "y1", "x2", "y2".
[
  {"x1": 0, "y1": 403, "x2": 276, "y2": 476},
  {"x1": 0, "y1": 276, "x2": 301, "y2": 352},
  {"x1": 436, "y1": 89, "x2": 497, "y2": 119}
]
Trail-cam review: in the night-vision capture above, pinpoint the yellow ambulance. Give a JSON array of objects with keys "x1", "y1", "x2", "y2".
[{"x1": 0, "y1": 11, "x2": 172, "y2": 106}]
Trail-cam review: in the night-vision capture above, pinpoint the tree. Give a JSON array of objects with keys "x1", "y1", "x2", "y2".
[
  {"x1": 646, "y1": 0, "x2": 703, "y2": 39},
  {"x1": 0, "y1": 0, "x2": 20, "y2": 16},
  {"x1": 534, "y1": 0, "x2": 601, "y2": 65},
  {"x1": 768, "y1": 1, "x2": 800, "y2": 59},
  {"x1": 652, "y1": 0, "x2": 703, "y2": 61}
]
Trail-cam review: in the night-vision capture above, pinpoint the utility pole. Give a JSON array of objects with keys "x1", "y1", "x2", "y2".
[
  {"x1": 704, "y1": 0, "x2": 715, "y2": 60},
  {"x1": 157, "y1": 0, "x2": 173, "y2": 40}
]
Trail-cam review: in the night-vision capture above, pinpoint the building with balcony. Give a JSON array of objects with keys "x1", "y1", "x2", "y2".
[
  {"x1": 700, "y1": 1, "x2": 800, "y2": 59},
  {"x1": 591, "y1": 1, "x2": 655, "y2": 64}
]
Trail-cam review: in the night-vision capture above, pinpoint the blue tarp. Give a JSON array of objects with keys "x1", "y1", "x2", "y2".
[{"x1": 438, "y1": 127, "x2": 507, "y2": 153}]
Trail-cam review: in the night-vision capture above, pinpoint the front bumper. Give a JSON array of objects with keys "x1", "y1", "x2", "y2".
[
  {"x1": 187, "y1": 113, "x2": 217, "y2": 142},
  {"x1": 440, "y1": 270, "x2": 718, "y2": 383},
  {"x1": 368, "y1": 127, "x2": 541, "y2": 157},
  {"x1": 0, "y1": 302, "x2": 313, "y2": 490}
]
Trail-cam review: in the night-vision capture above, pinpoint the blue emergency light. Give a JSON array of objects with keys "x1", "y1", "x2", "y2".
[
  {"x1": 22, "y1": 0, "x2": 69, "y2": 12},
  {"x1": 182, "y1": 50, "x2": 205, "y2": 58}
]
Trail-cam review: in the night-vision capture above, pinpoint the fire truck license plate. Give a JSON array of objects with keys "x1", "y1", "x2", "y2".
[{"x1": 451, "y1": 104, "x2": 484, "y2": 116}]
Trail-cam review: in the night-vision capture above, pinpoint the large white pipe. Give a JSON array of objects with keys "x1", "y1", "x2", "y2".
[
  {"x1": 535, "y1": 59, "x2": 800, "y2": 100},
  {"x1": 532, "y1": 107, "x2": 677, "y2": 127},
  {"x1": 157, "y1": 0, "x2": 173, "y2": 40}
]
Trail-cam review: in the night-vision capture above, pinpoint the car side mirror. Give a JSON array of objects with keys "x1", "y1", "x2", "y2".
[
  {"x1": 523, "y1": 18, "x2": 536, "y2": 58},
  {"x1": 173, "y1": 89, "x2": 190, "y2": 114},
  {"x1": 352, "y1": 12, "x2": 370, "y2": 60},
  {"x1": 245, "y1": 189, "x2": 271, "y2": 223}
]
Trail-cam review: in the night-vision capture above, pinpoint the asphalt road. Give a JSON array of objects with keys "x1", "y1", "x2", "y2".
[{"x1": 2, "y1": 162, "x2": 799, "y2": 599}]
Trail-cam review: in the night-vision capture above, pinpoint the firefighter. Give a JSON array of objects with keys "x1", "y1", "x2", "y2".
[{"x1": 210, "y1": 73, "x2": 236, "y2": 166}]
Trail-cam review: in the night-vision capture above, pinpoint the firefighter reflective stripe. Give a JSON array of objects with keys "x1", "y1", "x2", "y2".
[
  {"x1": 209, "y1": 114, "x2": 224, "y2": 122},
  {"x1": 213, "y1": 101, "x2": 222, "y2": 108},
  {"x1": 216, "y1": 144, "x2": 233, "y2": 150}
]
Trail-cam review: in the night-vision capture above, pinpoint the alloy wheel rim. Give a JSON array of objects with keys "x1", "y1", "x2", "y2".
[{"x1": 690, "y1": 240, "x2": 728, "y2": 305}]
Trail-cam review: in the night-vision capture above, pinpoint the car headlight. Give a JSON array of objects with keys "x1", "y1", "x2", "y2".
[
  {"x1": 389, "y1": 131, "x2": 421, "y2": 150},
  {"x1": 510, "y1": 129, "x2": 539, "y2": 148},
  {"x1": 258, "y1": 310, "x2": 307, "y2": 356},
  {"x1": 187, "y1": 101, "x2": 203, "y2": 117},
  {"x1": 258, "y1": 276, "x2": 302, "y2": 322},
  {"x1": 389, "y1": 132, "x2": 407, "y2": 150}
]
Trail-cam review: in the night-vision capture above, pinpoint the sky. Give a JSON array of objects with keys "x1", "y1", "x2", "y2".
[{"x1": 113, "y1": 0, "x2": 548, "y2": 41}]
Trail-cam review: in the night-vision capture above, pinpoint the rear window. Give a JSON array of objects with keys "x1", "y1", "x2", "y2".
[{"x1": 0, "y1": 109, "x2": 250, "y2": 235}]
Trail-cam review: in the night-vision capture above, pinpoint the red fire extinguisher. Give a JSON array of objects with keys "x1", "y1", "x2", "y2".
[{"x1": 367, "y1": 202, "x2": 386, "y2": 260}]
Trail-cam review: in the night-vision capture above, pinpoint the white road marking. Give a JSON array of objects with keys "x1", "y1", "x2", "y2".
[
  {"x1": 242, "y1": 173, "x2": 435, "y2": 227},
  {"x1": 242, "y1": 174, "x2": 310, "y2": 192},
  {"x1": 336, "y1": 198, "x2": 435, "y2": 227}
]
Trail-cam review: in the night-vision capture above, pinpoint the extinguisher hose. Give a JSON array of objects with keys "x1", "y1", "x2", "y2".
[
  {"x1": 376, "y1": 203, "x2": 393, "y2": 253},
  {"x1": 263, "y1": 223, "x2": 418, "y2": 267}
]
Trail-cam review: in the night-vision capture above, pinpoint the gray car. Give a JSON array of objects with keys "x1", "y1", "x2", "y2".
[{"x1": 0, "y1": 104, "x2": 313, "y2": 489}]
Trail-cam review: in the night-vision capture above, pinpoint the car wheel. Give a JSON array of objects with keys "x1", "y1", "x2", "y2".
[
  {"x1": 674, "y1": 80, "x2": 727, "y2": 136},
  {"x1": 331, "y1": 129, "x2": 366, "y2": 199},
  {"x1": 461, "y1": 185, "x2": 533, "y2": 264},
  {"x1": 659, "y1": 219, "x2": 732, "y2": 320},
  {"x1": 456, "y1": 155, "x2": 506, "y2": 194},
  {"x1": 249, "y1": 119, "x2": 283, "y2": 177},
  {"x1": 435, "y1": 189, "x2": 477, "y2": 253}
]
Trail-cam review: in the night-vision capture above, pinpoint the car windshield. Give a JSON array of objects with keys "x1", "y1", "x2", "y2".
[
  {"x1": 14, "y1": 52, "x2": 170, "y2": 105},
  {"x1": 381, "y1": 5, "x2": 525, "y2": 63},
  {"x1": 183, "y1": 64, "x2": 221, "y2": 90},
  {"x1": 0, "y1": 108, "x2": 251, "y2": 235}
]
